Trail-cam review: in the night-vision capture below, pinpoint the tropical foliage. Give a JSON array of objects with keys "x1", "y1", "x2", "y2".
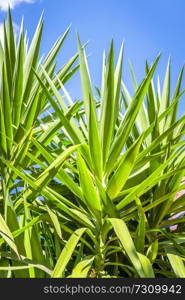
[{"x1": 0, "y1": 10, "x2": 185, "y2": 278}]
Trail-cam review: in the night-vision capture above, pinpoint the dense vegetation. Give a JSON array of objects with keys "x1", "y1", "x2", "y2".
[{"x1": 0, "y1": 11, "x2": 185, "y2": 278}]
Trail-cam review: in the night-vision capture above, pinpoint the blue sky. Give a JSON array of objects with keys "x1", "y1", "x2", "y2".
[{"x1": 0, "y1": 0, "x2": 185, "y2": 100}]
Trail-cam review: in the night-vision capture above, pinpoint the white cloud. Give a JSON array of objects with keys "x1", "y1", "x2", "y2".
[
  {"x1": 0, "y1": 21, "x2": 20, "y2": 43},
  {"x1": 0, "y1": 0, "x2": 35, "y2": 11}
]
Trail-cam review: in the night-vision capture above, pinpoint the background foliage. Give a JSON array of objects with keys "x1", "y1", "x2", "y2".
[{"x1": 0, "y1": 11, "x2": 185, "y2": 278}]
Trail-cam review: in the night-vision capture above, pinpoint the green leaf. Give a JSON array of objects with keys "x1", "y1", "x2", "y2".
[
  {"x1": 1, "y1": 63, "x2": 13, "y2": 154},
  {"x1": 77, "y1": 152, "x2": 102, "y2": 219},
  {"x1": 114, "y1": 43, "x2": 124, "y2": 123},
  {"x1": 137, "y1": 253, "x2": 155, "y2": 278},
  {"x1": 88, "y1": 94, "x2": 103, "y2": 179},
  {"x1": 168, "y1": 65, "x2": 184, "y2": 141},
  {"x1": 100, "y1": 40, "x2": 115, "y2": 166},
  {"x1": 159, "y1": 58, "x2": 170, "y2": 132},
  {"x1": 46, "y1": 206, "x2": 62, "y2": 239},
  {"x1": 107, "y1": 134, "x2": 143, "y2": 198},
  {"x1": 167, "y1": 253, "x2": 185, "y2": 278},
  {"x1": 135, "y1": 197, "x2": 146, "y2": 254},
  {"x1": 96, "y1": 177, "x2": 119, "y2": 217},
  {"x1": 7, "y1": 8, "x2": 16, "y2": 71},
  {"x1": 68, "y1": 256, "x2": 94, "y2": 278},
  {"x1": 77, "y1": 34, "x2": 94, "y2": 123},
  {"x1": 51, "y1": 228, "x2": 86, "y2": 278},
  {"x1": 109, "y1": 218, "x2": 145, "y2": 277},
  {"x1": 13, "y1": 30, "x2": 24, "y2": 129},
  {"x1": 0, "y1": 213, "x2": 19, "y2": 257},
  {"x1": 23, "y1": 15, "x2": 43, "y2": 105}
]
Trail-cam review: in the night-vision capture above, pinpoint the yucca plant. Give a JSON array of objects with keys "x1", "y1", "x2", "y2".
[
  {"x1": 0, "y1": 11, "x2": 185, "y2": 278},
  {"x1": 0, "y1": 10, "x2": 81, "y2": 278}
]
